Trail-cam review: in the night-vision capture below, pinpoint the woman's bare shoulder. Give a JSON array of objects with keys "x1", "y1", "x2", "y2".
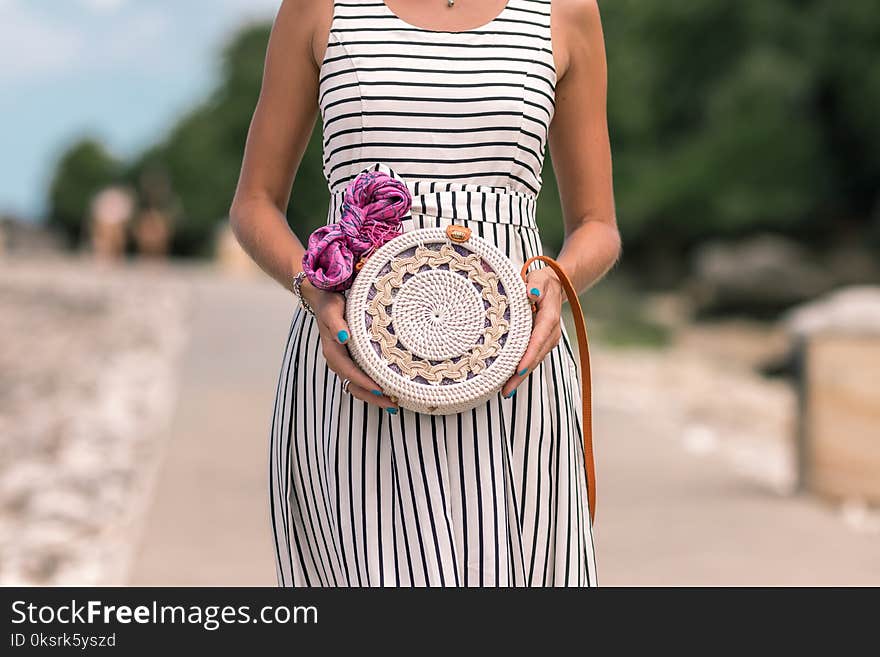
[
  {"x1": 271, "y1": 0, "x2": 335, "y2": 73},
  {"x1": 552, "y1": 0, "x2": 604, "y2": 84},
  {"x1": 554, "y1": 0, "x2": 601, "y2": 28}
]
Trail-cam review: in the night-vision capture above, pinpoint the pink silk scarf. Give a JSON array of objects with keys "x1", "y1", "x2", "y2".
[{"x1": 302, "y1": 170, "x2": 411, "y2": 292}]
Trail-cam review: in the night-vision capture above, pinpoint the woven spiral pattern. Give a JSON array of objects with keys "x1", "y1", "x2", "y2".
[
  {"x1": 393, "y1": 269, "x2": 485, "y2": 362},
  {"x1": 345, "y1": 227, "x2": 532, "y2": 415}
]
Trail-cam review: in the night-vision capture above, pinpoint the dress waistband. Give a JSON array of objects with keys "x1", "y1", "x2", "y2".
[{"x1": 327, "y1": 162, "x2": 538, "y2": 230}]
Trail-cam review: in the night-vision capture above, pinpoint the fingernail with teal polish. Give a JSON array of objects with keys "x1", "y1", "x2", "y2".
[
  {"x1": 386, "y1": 407, "x2": 398, "y2": 415},
  {"x1": 518, "y1": 367, "x2": 529, "y2": 376},
  {"x1": 530, "y1": 287, "x2": 541, "y2": 297},
  {"x1": 371, "y1": 389, "x2": 383, "y2": 396},
  {"x1": 505, "y1": 389, "x2": 517, "y2": 399},
  {"x1": 337, "y1": 329, "x2": 349, "y2": 343}
]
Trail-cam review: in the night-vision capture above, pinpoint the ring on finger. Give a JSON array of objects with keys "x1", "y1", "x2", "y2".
[{"x1": 341, "y1": 378, "x2": 351, "y2": 394}]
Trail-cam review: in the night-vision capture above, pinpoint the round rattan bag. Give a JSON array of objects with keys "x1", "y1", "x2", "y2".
[{"x1": 344, "y1": 224, "x2": 533, "y2": 415}]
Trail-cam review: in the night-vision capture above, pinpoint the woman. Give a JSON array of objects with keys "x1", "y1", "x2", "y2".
[{"x1": 229, "y1": 0, "x2": 621, "y2": 587}]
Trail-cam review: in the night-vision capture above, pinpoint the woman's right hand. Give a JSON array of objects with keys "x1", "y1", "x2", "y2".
[{"x1": 301, "y1": 278, "x2": 399, "y2": 413}]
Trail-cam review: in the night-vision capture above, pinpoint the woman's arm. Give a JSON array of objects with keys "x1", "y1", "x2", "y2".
[
  {"x1": 229, "y1": 0, "x2": 322, "y2": 293},
  {"x1": 502, "y1": 0, "x2": 621, "y2": 397},
  {"x1": 548, "y1": 0, "x2": 622, "y2": 293},
  {"x1": 229, "y1": 0, "x2": 397, "y2": 410}
]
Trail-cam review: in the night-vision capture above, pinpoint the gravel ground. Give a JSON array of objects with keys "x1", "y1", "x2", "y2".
[
  {"x1": 0, "y1": 256, "x2": 190, "y2": 585},
  {"x1": 591, "y1": 321, "x2": 798, "y2": 497}
]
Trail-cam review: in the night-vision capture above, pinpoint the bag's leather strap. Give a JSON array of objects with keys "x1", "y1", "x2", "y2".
[{"x1": 520, "y1": 255, "x2": 596, "y2": 524}]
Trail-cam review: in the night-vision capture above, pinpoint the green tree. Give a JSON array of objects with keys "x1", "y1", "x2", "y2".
[
  {"x1": 47, "y1": 138, "x2": 122, "y2": 247},
  {"x1": 808, "y1": 2, "x2": 880, "y2": 234},
  {"x1": 594, "y1": 0, "x2": 880, "y2": 266},
  {"x1": 132, "y1": 22, "x2": 328, "y2": 255}
]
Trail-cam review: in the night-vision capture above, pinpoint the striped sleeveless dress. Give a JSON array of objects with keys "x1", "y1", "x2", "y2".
[{"x1": 269, "y1": 0, "x2": 597, "y2": 587}]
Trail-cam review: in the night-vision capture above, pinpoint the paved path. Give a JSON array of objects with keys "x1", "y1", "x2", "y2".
[
  {"x1": 594, "y1": 408, "x2": 880, "y2": 586},
  {"x1": 129, "y1": 269, "x2": 291, "y2": 586},
  {"x1": 130, "y1": 269, "x2": 880, "y2": 586}
]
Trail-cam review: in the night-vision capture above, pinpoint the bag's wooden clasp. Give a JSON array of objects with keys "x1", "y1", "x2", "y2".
[{"x1": 445, "y1": 225, "x2": 471, "y2": 243}]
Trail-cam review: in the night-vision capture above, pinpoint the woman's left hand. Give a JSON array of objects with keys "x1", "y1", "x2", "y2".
[{"x1": 501, "y1": 267, "x2": 563, "y2": 399}]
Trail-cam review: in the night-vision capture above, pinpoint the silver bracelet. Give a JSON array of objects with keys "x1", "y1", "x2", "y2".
[{"x1": 292, "y1": 270, "x2": 315, "y2": 315}]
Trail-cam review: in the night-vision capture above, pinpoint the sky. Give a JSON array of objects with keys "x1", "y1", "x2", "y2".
[{"x1": 0, "y1": 0, "x2": 283, "y2": 220}]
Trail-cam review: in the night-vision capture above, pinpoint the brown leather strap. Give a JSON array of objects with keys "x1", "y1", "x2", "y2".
[{"x1": 520, "y1": 255, "x2": 596, "y2": 524}]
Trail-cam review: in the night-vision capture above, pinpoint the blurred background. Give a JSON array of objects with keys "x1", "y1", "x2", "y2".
[{"x1": 1, "y1": 0, "x2": 878, "y2": 586}]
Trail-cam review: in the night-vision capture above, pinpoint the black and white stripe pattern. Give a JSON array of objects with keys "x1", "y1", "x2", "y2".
[
  {"x1": 270, "y1": 0, "x2": 597, "y2": 587},
  {"x1": 318, "y1": 0, "x2": 556, "y2": 196}
]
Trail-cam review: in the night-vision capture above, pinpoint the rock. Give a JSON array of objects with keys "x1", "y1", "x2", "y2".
[
  {"x1": 783, "y1": 286, "x2": 880, "y2": 337},
  {"x1": 690, "y1": 234, "x2": 835, "y2": 315},
  {"x1": 0, "y1": 257, "x2": 189, "y2": 585},
  {"x1": 784, "y1": 286, "x2": 880, "y2": 505}
]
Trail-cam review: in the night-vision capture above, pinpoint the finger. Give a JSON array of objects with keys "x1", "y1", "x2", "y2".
[
  {"x1": 527, "y1": 323, "x2": 562, "y2": 377},
  {"x1": 525, "y1": 271, "x2": 545, "y2": 302},
  {"x1": 501, "y1": 333, "x2": 540, "y2": 398},
  {"x1": 317, "y1": 294, "x2": 352, "y2": 345},
  {"x1": 322, "y1": 338, "x2": 383, "y2": 393},
  {"x1": 348, "y1": 382, "x2": 399, "y2": 413},
  {"x1": 518, "y1": 304, "x2": 560, "y2": 374},
  {"x1": 501, "y1": 310, "x2": 560, "y2": 398}
]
